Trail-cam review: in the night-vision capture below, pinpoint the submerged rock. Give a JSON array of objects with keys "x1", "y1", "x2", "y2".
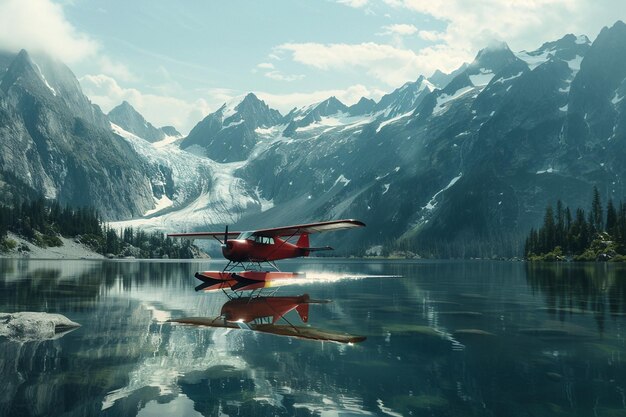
[
  {"x1": 453, "y1": 329, "x2": 494, "y2": 336},
  {"x1": 0, "y1": 312, "x2": 80, "y2": 341}
]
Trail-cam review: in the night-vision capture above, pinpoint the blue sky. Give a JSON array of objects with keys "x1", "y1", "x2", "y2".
[{"x1": 1, "y1": 0, "x2": 625, "y2": 133}]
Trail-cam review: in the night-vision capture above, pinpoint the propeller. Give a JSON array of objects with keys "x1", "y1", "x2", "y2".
[{"x1": 223, "y1": 225, "x2": 228, "y2": 246}]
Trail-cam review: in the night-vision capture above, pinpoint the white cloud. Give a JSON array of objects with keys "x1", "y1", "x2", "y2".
[
  {"x1": 80, "y1": 74, "x2": 217, "y2": 135},
  {"x1": 98, "y1": 56, "x2": 137, "y2": 82},
  {"x1": 418, "y1": 30, "x2": 445, "y2": 42},
  {"x1": 256, "y1": 84, "x2": 385, "y2": 113},
  {"x1": 276, "y1": 42, "x2": 437, "y2": 86},
  {"x1": 336, "y1": 0, "x2": 369, "y2": 8},
  {"x1": 0, "y1": 0, "x2": 140, "y2": 85},
  {"x1": 264, "y1": 71, "x2": 305, "y2": 82},
  {"x1": 0, "y1": 0, "x2": 98, "y2": 63},
  {"x1": 383, "y1": 0, "x2": 626, "y2": 72},
  {"x1": 382, "y1": 24, "x2": 418, "y2": 36},
  {"x1": 255, "y1": 62, "x2": 304, "y2": 82}
]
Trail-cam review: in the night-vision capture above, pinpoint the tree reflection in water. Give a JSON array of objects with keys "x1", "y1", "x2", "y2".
[{"x1": 526, "y1": 262, "x2": 626, "y2": 333}]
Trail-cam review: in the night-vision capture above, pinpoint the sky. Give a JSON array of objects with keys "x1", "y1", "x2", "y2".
[{"x1": 0, "y1": 0, "x2": 625, "y2": 134}]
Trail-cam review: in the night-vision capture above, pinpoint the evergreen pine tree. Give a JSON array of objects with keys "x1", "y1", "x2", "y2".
[
  {"x1": 591, "y1": 186, "x2": 603, "y2": 232},
  {"x1": 542, "y1": 205, "x2": 556, "y2": 252},
  {"x1": 606, "y1": 199, "x2": 617, "y2": 237},
  {"x1": 556, "y1": 200, "x2": 565, "y2": 248},
  {"x1": 618, "y1": 202, "x2": 626, "y2": 244}
]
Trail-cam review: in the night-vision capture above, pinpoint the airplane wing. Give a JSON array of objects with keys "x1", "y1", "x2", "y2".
[
  {"x1": 251, "y1": 219, "x2": 365, "y2": 238},
  {"x1": 167, "y1": 231, "x2": 241, "y2": 239},
  {"x1": 168, "y1": 219, "x2": 365, "y2": 239}
]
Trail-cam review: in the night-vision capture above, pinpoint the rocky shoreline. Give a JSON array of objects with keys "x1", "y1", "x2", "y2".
[{"x1": 0, "y1": 233, "x2": 104, "y2": 260}]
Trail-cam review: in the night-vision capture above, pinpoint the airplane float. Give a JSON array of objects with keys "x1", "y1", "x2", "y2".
[
  {"x1": 168, "y1": 294, "x2": 366, "y2": 344},
  {"x1": 168, "y1": 219, "x2": 365, "y2": 293}
]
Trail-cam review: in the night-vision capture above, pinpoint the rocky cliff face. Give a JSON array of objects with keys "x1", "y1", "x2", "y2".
[{"x1": 0, "y1": 50, "x2": 153, "y2": 219}]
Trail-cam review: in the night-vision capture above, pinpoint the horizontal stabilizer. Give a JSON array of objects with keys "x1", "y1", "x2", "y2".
[
  {"x1": 195, "y1": 281, "x2": 213, "y2": 292},
  {"x1": 194, "y1": 272, "x2": 230, "y2": 292},
  {"x1": 195, "y1": 272, "x2": 224, "y2": 284},
  {"x1": 231, "y1": 275, "x2": 264, "y2": 291},
  {"x1": 301, "y1": 246, "x2": 333, "y2": 252},
  {"x1": 307, "y1": 299, "x2": 331, "y2": 304}
]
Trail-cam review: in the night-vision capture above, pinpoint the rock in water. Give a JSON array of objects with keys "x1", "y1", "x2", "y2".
[{"x1": 0, "y1": 312, "x2": 80, "y2": 341}]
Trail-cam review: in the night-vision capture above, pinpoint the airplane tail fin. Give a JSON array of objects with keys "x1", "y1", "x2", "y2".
[
  {"x1": 295, "y1": 295, "x2": 331, "y2": 322},
  {"x1": 297, "y1": 233, "x2": 310, "y2": 257},
  {"x1": 295, "y1": 304, "x2": 309, "y2": 322},
  {"x1": 297, "y1": 233, "x2": 310, "y2": 248}
]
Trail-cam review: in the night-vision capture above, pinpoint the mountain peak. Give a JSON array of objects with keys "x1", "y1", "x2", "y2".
[
  {"x1": 611, "y1": 19, "x2": 626, "y2": 29},
  {"x1": 109, "y1": 100, "x2": 140, "y2": 117},
  {"x1": 516, "y1": 33, "x2": 591, "y2": 70},
  {"x1": 0, "y1": 49, "x2": 38, "y2": 94},
  {"x1": 109, "y1": 101, "x2": 165, "y2": 143},
  {"x1": 375, "y1": 74, "x2": 436, "y2": 117},
  {"x1": 16, "y1": 48, "x2": 30, "y2": 60},
  {"x1": 428, "y1": 63, "x2": 469, "y2": 89},
  {"x1": 239, "y1": 92, "x2": 261, "y2": 106},
  {"x1": 470, "y1": 42, "x2": 517, "y2": 73},
  {"x1": 316, "y1": 96, "x2": 347, "y2": 112},
  {"x1": 227, "y1": 92, "x2": 282, "y2": 125},
  {"x1": 244, "y1": 91, "x2": 258, "y2": 99},
  {"x1": 597, "y1": 19, "x2": 626, "y2": 41},
  {"x1": 114, "y1": 100, "x2": 137, "y2": 113},
  {"x1": 348, "y1": 96, "x2": 376, "y2": 116}
]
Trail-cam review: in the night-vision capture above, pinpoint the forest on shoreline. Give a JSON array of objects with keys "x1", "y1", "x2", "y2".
[
  {"x1": 524, "y1": 187, "x2": 626, "y2": 261},
  {"x1": 0, "y1": 198, "x2": 199, "y2": 259}
]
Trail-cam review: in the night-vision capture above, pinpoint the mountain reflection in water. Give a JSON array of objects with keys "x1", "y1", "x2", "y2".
[{"x1": 0, "y1": 259, "x2": 626, "y2": 417}]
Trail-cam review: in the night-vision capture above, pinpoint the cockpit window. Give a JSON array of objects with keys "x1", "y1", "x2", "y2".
[
  {"x1": 237, "y1": 232, "x2": 274, "y2": 244},
  {"x1": 256, "y1": 236, "x2": 274, "y2": 244}
]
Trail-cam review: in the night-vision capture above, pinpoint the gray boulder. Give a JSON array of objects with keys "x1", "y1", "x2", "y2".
[{"x1": 0, "y1": 312, "x2": 80, "y2": 341}]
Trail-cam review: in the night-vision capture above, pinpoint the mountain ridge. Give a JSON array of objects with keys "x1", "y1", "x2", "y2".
[{"x1": 3, "y1": 21, "x2": 626, "y2": 258}]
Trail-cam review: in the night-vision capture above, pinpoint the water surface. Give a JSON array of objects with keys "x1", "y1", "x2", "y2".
[{"x1": 1, "y1": 259, "x2": 625, "y2": 416}]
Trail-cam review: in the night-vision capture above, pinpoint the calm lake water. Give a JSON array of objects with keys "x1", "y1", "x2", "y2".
[{"x1": 1, "y1": 259, "x2": 625, "y2": 417}]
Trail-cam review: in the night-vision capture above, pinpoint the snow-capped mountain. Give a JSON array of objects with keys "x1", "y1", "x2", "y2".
[
  {"x1": 374, "y1": 75, "x2": 435, "y2": 118},
  {"x1": 428, "y1": 63, "x2": 468, "y2": 89},
  {"x1": 347, "y1": 97, "x2": 376, "y2": 116},
  {"x1": 108, "y1": 101, "x2": 181, "y2": 143},
  {"x1": 281, "y1": 96, "x2": 350, "y2": 137},
  {"x1": 516, "y1": 33, "x2": 590, "y2": 70},
  {"x1": 0, "y1": 49, "x2": 153, "y2": 219},
  {"x1": 3, "y1": 21, "x2": 626, "y2": 257},
  {"x1": 192, "y1": 21, "x2": 626, "y2": 256},
  {"x1": 180, "y1": 93, "x2": 281, "y2": 162}
]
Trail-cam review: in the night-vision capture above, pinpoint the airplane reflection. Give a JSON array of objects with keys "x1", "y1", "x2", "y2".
[{"x1": 168, "y1": 294, "x2": 366, "y2": 344}]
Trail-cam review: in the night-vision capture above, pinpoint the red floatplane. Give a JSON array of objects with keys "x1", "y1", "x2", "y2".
[{"x1": 168, "y1": 219, "x2": 365, "y2": 292}]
